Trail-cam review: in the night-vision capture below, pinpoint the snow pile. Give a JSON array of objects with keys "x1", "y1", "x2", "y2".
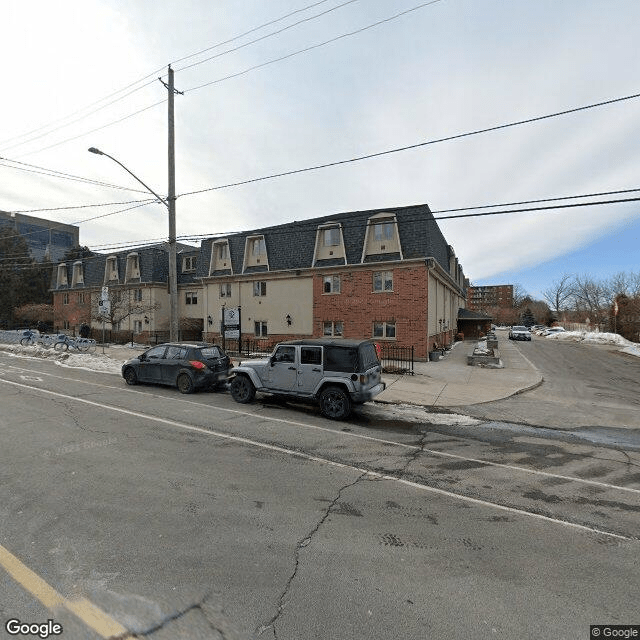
[
  {"x1": 545, "y1": 330, "x2": 640, "y2": 357},
  {"x1": 366, "y1": 403, "x2": 482, "y2": 426},
  {"x1": 0, "y1": 343, "x2": 124, "y2": 374}
]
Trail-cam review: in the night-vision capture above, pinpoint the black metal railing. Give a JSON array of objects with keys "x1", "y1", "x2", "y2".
[{"x1": 379, "y1": 344, "x2": 414, "y2": 375}]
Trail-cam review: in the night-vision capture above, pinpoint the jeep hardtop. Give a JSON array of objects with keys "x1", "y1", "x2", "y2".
[{"x1": 229, "y1": 338, "x2": 385, "y2": 420}]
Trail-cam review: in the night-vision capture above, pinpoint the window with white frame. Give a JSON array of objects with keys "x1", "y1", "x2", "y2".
[
  {"x1": 217, "y1": 243, "x2": 229, "y2": 260},
  {"x1": 57, "y1": 263, "x2": 68, "y2": 287},
  {"x1": 133, "y1": 320, "x2": 143, "y2": 333},
  {"x1": 220, "y1": 283, "x2": 232, "y2": 298},
  {"x1": 373, "y1": 270, "x2": 393, "y2": 292},
  {"x1": 323, "y1": 321, "x2": 344, "y2": 337},
  {"x1": 183, "y1": 256, "x2": 196, "y2": 272},
  {"x1": 71, "y1": 261, "x2": 83, "y2": 286},
  {"x1": 253, "y1": 281, "x2": 267, "y2": 297},
  {"x1": 252, "y1": 237, "x2": 266, "y2": 256},
  {"x1": 323, "y1": 227, "x2": 340, "y2": 246},
  {"x1": 77, "y1": 292, "x2": 85, "y2": 304},
  {"x1": 254, "y1": 321, "x2": 268, "y2": 337},
  {"x1": 373, "y1": 220, "x2": 394, "y2": 241},
  {"x1": 323, "y1": 275, "x2": 341, "y2": 294},
  {"x1": 62, "y1": 293, "x2": 69, "y2": 305},
  {"x1": 106, "y1": 256, "x2": 118, "y2": 281},
  {"x1": 373, "y1": 321, "x2": 396, "y2": 339},
  {"x1": 185, "y1": 291, "x2": 198, "y2": 305}
]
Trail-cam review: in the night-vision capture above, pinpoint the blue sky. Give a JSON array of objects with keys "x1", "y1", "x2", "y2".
[{"x1": 2, "y1": 0, "x2": 639, "y2": 296}]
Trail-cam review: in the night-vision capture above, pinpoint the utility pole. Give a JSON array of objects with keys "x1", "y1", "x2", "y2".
[{"x1": 167, "y1": 65, "x2": 179, "y2": 342}]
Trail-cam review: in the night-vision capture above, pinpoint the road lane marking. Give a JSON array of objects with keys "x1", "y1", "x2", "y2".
[
  {"x1": 0, "y1": 544, "x2": 130, "y2": 638},
  {"x1": 1, "y1": 364, "x2": 639, "y2": 496},
  {"x1": 1, "y1": 377, "x2": 634, "y2": 541}
]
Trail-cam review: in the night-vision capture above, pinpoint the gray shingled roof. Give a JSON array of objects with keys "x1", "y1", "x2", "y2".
[{"x1": 197, "y1": 203, "x2": 453, "y2": 277}]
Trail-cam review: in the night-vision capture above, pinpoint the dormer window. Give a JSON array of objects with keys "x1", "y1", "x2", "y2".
[
  {"x1": 323, "y1": 227, "x2": 340, "y2": 246},
  {"x1": 362, "y1": 213, "x2": 402, "y2": 261},
  {"x1": 243, "y1": 235, "x2": 269, "y2": 271},
  {"x1": 125, "y1": 252, "x2": 140, "y2": 281},
  {"x1": 210, "y1": 240, "x2": 232, "y2": 274},
  {"x1": 56, "y1": 263, "x2": 68, "y2": 288},
  {"x1": 71, "y1": 261, "x2": 84, "y2": 287},
  {"x1": 105, "y1": 256, "x2": 119, "y2": 282},
  {"x1": 313, "y1": 224, "x2": 346, "y2": 265},
  {"x1": 183, "y1": 256, "x2": 196, "y2": 272},
  {"x1": 251, "y1": 237, "x2": 266, "y2": 256}
]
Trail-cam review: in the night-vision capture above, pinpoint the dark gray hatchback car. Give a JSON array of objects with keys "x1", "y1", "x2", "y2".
[{"x1": 122, "y1": 343, "x2": 231, "y2": 393}]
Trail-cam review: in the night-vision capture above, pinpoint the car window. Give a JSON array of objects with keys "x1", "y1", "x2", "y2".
[
  {"x1": 200, "y1": 346, "x2": 222, "y2": 359},
  {"x1": 301, "y1": 347, "x2": 322, "y2": 365},
  {"x1": 324, "y1": 346, "x2": 358, "y2": 372},
  {"x1": 145, "y1": 346, "x2": 167, "y2": 359},
  {"x1": 165, "y1": 346, "x2": 188, "y2": 359},
  {"x1": 273, "y1": 346, "x2": 296, "y2": 363},
  {"x1": 358, "y1": 342, "x2": 380, "y2": 370}
]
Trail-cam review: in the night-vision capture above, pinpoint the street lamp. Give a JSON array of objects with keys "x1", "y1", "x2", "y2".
[{"x1": 88, "y1": 147, "x2": 178, "y2": 342}]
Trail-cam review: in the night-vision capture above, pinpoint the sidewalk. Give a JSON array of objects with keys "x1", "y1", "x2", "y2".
[
  {"x1": 98, "y1": 336, "x2": 543, "y2": 410},
  {"x1": 377, "y1": 337, "x2": 542, "y2": 408}
]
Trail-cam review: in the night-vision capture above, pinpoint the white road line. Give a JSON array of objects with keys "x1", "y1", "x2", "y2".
[
  {"x1": 0, "y1": 377, "x2": 634, "y2": 541},
  {"x1": 1, "y1": 363, "x2": 639, "y2": 495}
]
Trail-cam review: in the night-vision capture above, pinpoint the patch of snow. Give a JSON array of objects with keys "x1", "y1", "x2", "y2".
[{"x1": 367, "y1": 403, "x2": 482, "y2": 426}]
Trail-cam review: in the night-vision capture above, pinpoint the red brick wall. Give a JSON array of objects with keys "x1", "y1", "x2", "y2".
[
  {"x1": 313, "y1": 265, "x2": 430, "y2": 357},
  {"x1": 53, "y1": 290, "x2": 91, "y2": 331}
]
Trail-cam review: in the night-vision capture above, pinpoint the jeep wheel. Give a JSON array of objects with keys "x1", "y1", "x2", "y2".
[
  {"x1": 230, "y1": 375, "x2": 256, "y2": 404},
  {"x1": 319, "y1": 386, "x2": 351, "y2": 420}
]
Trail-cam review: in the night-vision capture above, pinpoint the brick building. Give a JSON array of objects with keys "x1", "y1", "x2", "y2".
[
  {"x1": 467, "y1": 284, "x2": 513, "y2": 312},
  {"x1": 199, "y1": 203, "x2": 467, "y2": 358},
  {"x1": 51, "y1": 244, "x2": 201, "y2": 336}
]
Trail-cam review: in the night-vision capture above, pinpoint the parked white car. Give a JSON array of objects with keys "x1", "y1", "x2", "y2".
[{"x1": 542, "y1": 327, "x2": 566, "y2": 336}]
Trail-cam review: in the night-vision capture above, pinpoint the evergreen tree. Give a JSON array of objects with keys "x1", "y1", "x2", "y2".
[{"x1": 521, "y1": 307, "x2": 536, "y2": 327}]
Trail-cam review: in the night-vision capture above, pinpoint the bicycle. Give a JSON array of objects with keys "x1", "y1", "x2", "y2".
[
  {"x1": 53, "y1": 335, "x2": 97, "y2": 353},
  {"x1": 20, "y1": 330, "x2": 56, "y2": 349}
]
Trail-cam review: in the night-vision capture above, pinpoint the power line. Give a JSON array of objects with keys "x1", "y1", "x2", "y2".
[
  {"x1": 175, "y1": 0, "x2": 359, "y2": 73},
  {"x1": 2, "y1": 1, "x2": 348, "y2": 155},
  {"x1": 2, "y1": 191, "x2": 638, "y2": 271},
  {"x1": 184, "y1": 0, "x2": 443, "y2": 93},
  {"x1": 179, "y1": 91, "x2": 640, "y2": 198},
  {"x1": 0, "y1": 157, "x2": 153, "y2": 195}
]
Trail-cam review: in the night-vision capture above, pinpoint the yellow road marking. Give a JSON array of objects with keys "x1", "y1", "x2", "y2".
[{"x1": 0, "y1": 544, "x2": 130, "y2": 638}]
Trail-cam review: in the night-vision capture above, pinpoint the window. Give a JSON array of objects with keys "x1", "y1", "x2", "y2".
[
  {"x1": 77, "y1": 292, "x2": 85, "y2": 304},
  {"x1": 133, "y1": 320, "x2": 143, "y2": 333},
  {"x1": 220, "y1": 283, "x2": 232, "y2": 298},
  {"x1": 323, "y1": 275, "x2": 341, "y2": 294},
  {"x1": 72, "y1": 261, "x2": 83, "y2": 286},
  {"x1": 253, "y1": 281, "x2": 267, "y2": 297},
  {"x1": 185, "y1": 291, "x2": 198, "y2": 305},
  {"x1": 57, "y1": 264, "x2": 68, "y2": 287},
  {"x1": 373, "y1": 271, "x2": 393, "y2": 292},
  {"x1": 133, "y1": 289, "x2": 143, "y2": 302},
  {"x1": 323, "y1": 321, "x2": 344, "y2": 337},
  {"x1": 373, "y1": 321, "x2": 396, "y2": 339},
  {"x1": 217, "y1": 243, "x2": 229, "y2": 260},
  {"x1": 106, "y1": 257, "x2": 118, "y2": 281},
  {"x1": 183, "y1": 256, "x2": 196, "y2": 272},
  {"x1": 254, "y1": 321, "x2": 268, "y2": 337},
  {"x1": 373, "y1": 221, "x2": 394, "y2": 241},
  {"x1": 62, "y1": 293, "x2": 69, "y2": 305},
  {"x1": 273, "y1": 345, "x2": 295, "y2": 363},
  {"x1": 165, "y1": 345, "x2": 188, "y2": 359},
  {"x1": 145, "y1": 345, "x2": 166, "y2": 359},
  {"x1": 323, "y1": 227, "x2": 340, "y2": 246},
  {"x1": 251, "y1": 237, "x2": 266, "y2": 256},
  {"x1": 301, "y1": 347, "x2": 322, "y2": 365}
]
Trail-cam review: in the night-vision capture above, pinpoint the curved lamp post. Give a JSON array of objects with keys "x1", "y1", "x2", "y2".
[{"x1": 88, "y1": 147, "x2": 178, "y2": 342}]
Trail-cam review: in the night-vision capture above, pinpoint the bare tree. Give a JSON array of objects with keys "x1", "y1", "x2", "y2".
[
  {"x1": 91, "y1": 288, "x2": 159, "y2": 329},
  {"x1": 511, "y1": 283, "x2": 529, "y2": 308},
  {"x1": 573, "y1": 275, "x2": 609, "y2": 328},
  {"x1": 542, "y1": 274, "x2": 575, "y2": 314}
]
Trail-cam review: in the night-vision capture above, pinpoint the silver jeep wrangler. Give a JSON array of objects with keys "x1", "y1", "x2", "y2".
[{"x1": 228, "y1": 339, "x2": 386, "y2": 420}]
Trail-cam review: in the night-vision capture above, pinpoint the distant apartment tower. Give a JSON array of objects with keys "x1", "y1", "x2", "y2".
[
  {"x1": 0, "y1": 210, "x2": 79, "y2": 262},
  {"x1": 467, "y1": 284, "x2": 513, "y2": 311}
]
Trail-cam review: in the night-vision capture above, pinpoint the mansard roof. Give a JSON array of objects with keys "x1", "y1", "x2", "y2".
[{"x1": 198, "y1": 203, "x2": 453, "y2": 277}]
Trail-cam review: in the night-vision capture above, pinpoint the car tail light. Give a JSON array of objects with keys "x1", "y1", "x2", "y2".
[
  {"x1": 189, "y1": 360, "x2": 206, "y2": 370},
  {"x1": 359, "y1": 374, "x2": 369, "y2": 384}
]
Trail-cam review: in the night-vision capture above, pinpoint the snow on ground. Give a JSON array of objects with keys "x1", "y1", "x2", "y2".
[
  {"x1": 365, "y1": 402, "x2": 482, "y2": 426},
  {"x1": 544, "y1": 331, "x2": 640, "y2": 358},
  {"x1": 0, "y1": 343, "x2": 124, "y2": 374}
]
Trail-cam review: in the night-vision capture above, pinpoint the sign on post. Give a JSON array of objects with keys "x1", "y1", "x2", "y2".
[{"x1": 98, "y1": 300, "x2": 111, "y2": 316}]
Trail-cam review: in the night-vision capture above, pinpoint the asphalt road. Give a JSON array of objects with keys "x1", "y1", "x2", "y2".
[
  {"x1": 0, "y1": 351, "x2": 638, "y2": 639},
  {"x1": 460, "y1": 334, "x2": 640, "y2": 431}
]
